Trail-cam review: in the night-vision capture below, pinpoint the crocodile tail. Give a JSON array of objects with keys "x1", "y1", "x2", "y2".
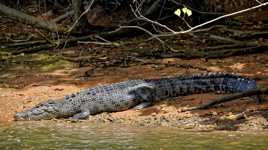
[
  {"x1": 147, "y1": 72, "x2": 261, "y2": 103},
  {"x1": 228, "y1": 76, "x2": 261, "y2": 103},
  {"x1": 204, "y1": 72, "x2": 261, "y2": 103}
]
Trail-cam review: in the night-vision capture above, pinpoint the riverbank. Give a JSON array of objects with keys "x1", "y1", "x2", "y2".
[{"x1": 1, "y1": 51, "x2": 268, "y2": 131}]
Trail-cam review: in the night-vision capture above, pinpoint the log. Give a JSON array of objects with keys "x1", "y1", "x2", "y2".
[{"x1": 0, "y1": 3, "x2": 65, "y2": 33}]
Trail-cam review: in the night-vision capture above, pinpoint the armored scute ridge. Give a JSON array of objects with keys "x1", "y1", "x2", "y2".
[{"x1": 14, "y1": 72, "x2": 260, "y2": 121}]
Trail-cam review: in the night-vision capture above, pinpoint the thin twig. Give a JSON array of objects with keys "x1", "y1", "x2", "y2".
[
  {"x1": 117, "y1": 25, "x2": 164, "y2": 43},
  {"x1": 77, "y1": 41, "x2": 115, "y2": 45},
  {"x1": 130, "y1": 4, "x2": 177, "y2": 33},
  {"x1": 154, "y1": 2, "x2": 268, "y2": 39},
  {"x1": 68, "y1": 0, "x2": 95, "y2": 33}
]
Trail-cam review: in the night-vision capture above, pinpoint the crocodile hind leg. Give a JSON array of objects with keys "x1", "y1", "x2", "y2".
[
  {"x1": 132, "y1": 85, "x2": 155, "y2": 109},
  {"x1": 133, "y1": 102, "x2": 152, "y2": 109},
  {"x1": 69, "y1": 109, "x2": 91, "y2": 120}
]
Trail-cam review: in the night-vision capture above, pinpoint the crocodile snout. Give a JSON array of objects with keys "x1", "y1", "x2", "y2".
[{"x1": 14, "y1": 112, "x2": 29, "y2": 121}]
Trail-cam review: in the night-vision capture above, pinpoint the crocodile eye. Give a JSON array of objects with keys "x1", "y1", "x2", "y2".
[
  {"x1": 32, "y1": 109, "x2": 43, "y2": 115},
  {"x1": 46, "y1": 106, "x2": 55, "y2": 112}
]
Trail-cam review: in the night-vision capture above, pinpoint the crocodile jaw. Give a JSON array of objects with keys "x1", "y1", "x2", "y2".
[
  {"x1": 14, "y1": 110, "x2": 57, "y2": 121},
  {"x1": 14, "y1": 100, "x2": 62, "y2": 121}
]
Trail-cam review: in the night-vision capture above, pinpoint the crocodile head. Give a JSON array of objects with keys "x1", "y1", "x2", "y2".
[{"x1": 14, "y1": 100, "x2": 63, "y2": 121}]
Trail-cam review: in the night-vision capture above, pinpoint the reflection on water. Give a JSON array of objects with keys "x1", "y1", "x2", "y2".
[{"x1": 0, "y1": 121, "x2": 268, "y2": 150}]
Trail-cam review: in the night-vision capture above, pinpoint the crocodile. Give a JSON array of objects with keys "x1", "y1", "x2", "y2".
[{"x1": 14, "y1": 72, "x2": 260, "y2": 121}]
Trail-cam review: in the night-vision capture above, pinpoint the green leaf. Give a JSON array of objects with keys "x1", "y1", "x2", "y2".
[
  {"x1": 182, "y1": 7, "x2": 192, "y2": 17},
  {"x1": 182, "y1": 7, "x2": 187, "y2": 14},
  {"x1": 186, "y1": 9, "x2": 192, "y2": 17},
  {"x1": 174, "y1": 8, "x2": 181, "y2": 17}
]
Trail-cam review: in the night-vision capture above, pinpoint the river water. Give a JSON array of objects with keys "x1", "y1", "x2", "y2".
[{"x1": 0, "y1": 121, "x2": 268, "y2": 150}]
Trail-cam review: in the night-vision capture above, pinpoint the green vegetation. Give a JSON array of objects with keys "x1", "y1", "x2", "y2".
[{"x1": 0, "y1": 52, "x2": 73, "y2": 72}]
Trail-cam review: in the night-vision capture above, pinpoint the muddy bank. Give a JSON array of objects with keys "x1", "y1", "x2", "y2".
[{"x1": 1, "y1": 51, "x2": 268, "y2": 131}]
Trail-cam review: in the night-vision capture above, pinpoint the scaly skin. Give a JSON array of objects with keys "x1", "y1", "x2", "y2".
[{"x1": 14, "y1": 72, "x2": 260, "y2": 121}]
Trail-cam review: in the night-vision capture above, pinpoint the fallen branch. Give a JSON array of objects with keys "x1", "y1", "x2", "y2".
[
  {"x1": 11, "y1": 44, "x2": 54, "y2": 54},
  {"x1": 52, "y1": 10, "x2": 74, "y2": 23},
  {"x1": 3, "y1": 40, "x2": 47, "y2": 48},
  {"x1": 0, "y1": 3, "x2": 65, "y2": 33},
  {"x1": 181, "y1": 87, "x2": 268, "y2": 112},
  {"x1": 233, "y1": 31, "x2": 268, "y2": 40},
  {"x1": 137, "y1": 42, "x2": 268, "y2": 59},
  {"x1": 9, "y1": 34, "x2": 96, "y2": 54}
]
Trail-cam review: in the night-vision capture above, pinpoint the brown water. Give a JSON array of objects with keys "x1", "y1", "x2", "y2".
[{"x1": 0, "y1": 121, "x2": 268, "y2": 150}]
